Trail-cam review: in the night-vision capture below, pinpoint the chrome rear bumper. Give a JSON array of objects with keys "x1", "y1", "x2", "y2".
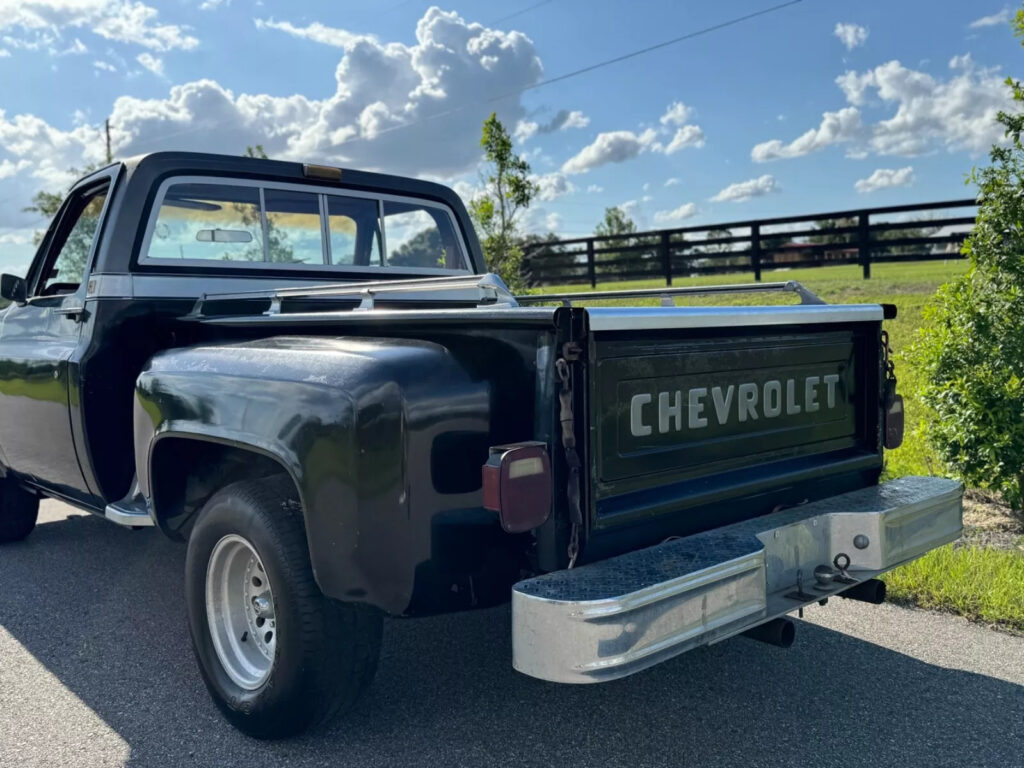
[{"x1": 512, "y1": 476, "x2": 963, "y2": 683}]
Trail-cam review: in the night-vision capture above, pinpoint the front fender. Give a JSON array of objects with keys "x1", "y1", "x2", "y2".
[{"x1": 134, "y1": 335, "x2": 491, "y2": 614}]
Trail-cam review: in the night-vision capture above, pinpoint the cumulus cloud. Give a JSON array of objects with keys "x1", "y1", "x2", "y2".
[
  {"x1": 561, "y1": 100, "x2": 705, "y2": 173},
  {"x1": 753, "y1": 56, "x2": 1013, "y2": 162},
  {"x1": 586, "y1": 184, "x2": 603, "y2": 193},
  {"x1": 854, "y1": 166, "x2": 914, "y2": 193},
  {"x1": 0, "y1": 8, "x2": 544, "y2": 229},
  {"x1": 751, "y1": 106, "x2": 861, "y2": 161},
  {"x1": 711, "y1": 175, "x2": 778, "y2": 203},
  {"x1": 136, "y1": 51, "x2": 164, "y2": 77},
  {"x1": 533, "y1": 171, "x2": 574, "y2": 201},
  {"x1": 514, "y1": 108, "x2": 588, "y2": 142},
  {"x1": 969, "y1": 9, "x2": 1011, "y2": 28},
  {"x1": 834, "y1": 22, "x2": 868, "y2": 50},
  {"x1": 561, "y1": 128, "x2": 658, "y2": 174},
  {"x1": 253, "y1": 18, "x2": 367, "y2": 49},
  {"x1": 653, "y1": 202, "x2": 697, "y2": 224},
  {"x1": 664, "y1": 177, "x2": 680, "y2": 186},
  {"x1": 0, "y1": 0, "x2": 199, "y2": 52}
]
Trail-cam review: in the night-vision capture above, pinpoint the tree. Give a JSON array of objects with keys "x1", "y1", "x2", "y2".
[
  {"x1": 469, "y1": 113, "x2": 538, "y2": 292},
  {"x1": 912, "y1": 6, "x2": 1024, "y2": 508},
  {"x1": 594, "y1": 206, "x2": 636, "y2": 238}
]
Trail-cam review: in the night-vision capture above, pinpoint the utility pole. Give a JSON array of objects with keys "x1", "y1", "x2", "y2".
[{"x1": 105, "y1": 118, "x2": 112, "y2": 164}]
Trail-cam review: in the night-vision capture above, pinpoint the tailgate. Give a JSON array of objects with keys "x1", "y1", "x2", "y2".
[{"x1": 582, "y1": 304, "x2": 885, "y2": 556}]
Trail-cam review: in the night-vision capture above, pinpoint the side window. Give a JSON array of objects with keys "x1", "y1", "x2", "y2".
[
  {"x1": 264, "y1": 188, "x2": 324, "y2": 264},
  {"x1": 38, "y1": 184, "x2": 109, "y2": 296},
  {"x1": 146, "y1": 183, "x2": 263, "y2": 262},
  {"x1": 383, "y1": 201, "x2": 466, "y2": 270},
  {"x1": 326, "y1": 195, "x2": 382, "y2": 266}
]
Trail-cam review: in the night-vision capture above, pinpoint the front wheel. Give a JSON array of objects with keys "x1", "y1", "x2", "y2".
[
  {"x1": 0, "y1": 479, "x2": 39, "y2": 544},
  {"x1": 185, "y1": 475, "x2": 382, "y2": 739}
]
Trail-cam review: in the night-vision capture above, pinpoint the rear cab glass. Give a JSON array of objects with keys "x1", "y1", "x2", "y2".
[{"x1": 141, "y1": 177, "x2": 470, "y2": 274}]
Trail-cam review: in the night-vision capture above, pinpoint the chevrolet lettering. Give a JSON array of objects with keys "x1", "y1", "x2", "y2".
[
  {"x1": 630, "y1": 373, "x2": 842, "y2": 437},
  {"x1": 0, "y1": 152, "x2": 962, "y2": 739}
]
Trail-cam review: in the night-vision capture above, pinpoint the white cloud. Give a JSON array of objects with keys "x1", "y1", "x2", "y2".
[
  {"x1": 834, "y1": 22, "x2": 868, "y2": 50},
  {"x1": 0, "y1": 9, "x2": 546, "y2": 229},
  {"x1": 854, "y1": 166, "x2": 914, "y2": 193},
  {"x1": 533, "y1": 171, "x2": 574, "y2": 201},
  {"x1": 751, "y1": 106, "x2": 861, "y2": 161},
  {"x1": 969, "y1": 9, "x2": 1010, "y2": 28},
  {"x1": 561, "y1": 128, "x2": 657, "y2": 174},
  {"x1": 753, "y1": 56, "x2": 1012, "y2": 162},
  {"x1": 653, "y1": 202, "x2": 697, "y2": 224},
  {"x1": 662, "y1": 124, "x2": 705, "y2": 153},
  {"x1": 664, "y1": 177, "x2": 680, "y2": 186},
  {"x1": 136, "y1": 51, "x2": 164, "y2": 77},
  {"x1": 586, "y1": 184, "x2": 602, "y2": 193},
  {"x1": 253, "y1": 18, "x2": 368, "y2": 49},
  {"x1": 514, "y1": 108, "x2": 588, "y2": 143},
  {"x1": 93, "y1": 59, "x2": 115, "y2": 72},
  {"x1": 0, "y1": 158, "x2": 29, "y2": 179},
  {"x1": 711, "y1": 175, "x2": 778, "y2": 202},
  {"x1": 200, "y1": 0, "x2": 229, "y2": 9},
  {"x1": 0, "y1": 0, "x2": 198, "y2": 53},
  {"x1": 660, "y1": 101, "x2": 693, "y2": 126},
  {"x1": 0, "y1": 49, "x2": 9, "y2": 57}
]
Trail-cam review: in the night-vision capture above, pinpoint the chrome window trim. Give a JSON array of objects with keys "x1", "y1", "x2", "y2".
[
  {"x1": 585, "y1": 304, "x2": 884, "y2": 331},
  {"x1": 136, "y1": 174, "x2": 472, "y2": 275}
]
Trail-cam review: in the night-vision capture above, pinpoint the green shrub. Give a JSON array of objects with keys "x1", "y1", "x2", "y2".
[{"x1": 913, "y1": 8, "x2": 1024, "y2": 508}]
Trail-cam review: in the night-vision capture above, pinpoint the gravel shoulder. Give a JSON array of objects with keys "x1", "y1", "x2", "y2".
[{"x1": 1, "y1": 500, "x2": 1023, "y2": 768}]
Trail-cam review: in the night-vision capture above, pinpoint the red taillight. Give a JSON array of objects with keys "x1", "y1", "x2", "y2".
[{"x1": 482, "y1": 442, "x2": 552, "y2": 533}]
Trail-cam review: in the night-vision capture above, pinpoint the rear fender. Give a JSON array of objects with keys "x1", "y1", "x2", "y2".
[{"x1": 134, "y1": 335, "x2": 491, "y2": 614}]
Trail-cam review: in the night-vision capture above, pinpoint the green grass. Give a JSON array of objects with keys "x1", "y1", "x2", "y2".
[
  {"x1": 543, "y1": 260, "x2": 1024, "y2": 631},
  {"x1": 885, "y1": 544, "x2": 1024, "y2": 632}
]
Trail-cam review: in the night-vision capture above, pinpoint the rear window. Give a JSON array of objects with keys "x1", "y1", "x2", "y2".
[{"x1": 143, "y1": 179, "x2": 468, "y2": 272}]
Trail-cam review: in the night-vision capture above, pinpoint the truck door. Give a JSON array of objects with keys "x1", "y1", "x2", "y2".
[{"x1": 0, "y1": 177, "x2": 112, "y2": 499}]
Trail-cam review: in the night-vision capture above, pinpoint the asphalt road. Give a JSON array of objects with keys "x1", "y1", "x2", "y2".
[{"x1": 2, "y1": 501, "x2": 1023, "y2": 768}]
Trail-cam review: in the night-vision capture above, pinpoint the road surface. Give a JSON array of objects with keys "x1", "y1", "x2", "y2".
[{"x1": 2, "y1": 500, "x2": 1022, "y2": 768}]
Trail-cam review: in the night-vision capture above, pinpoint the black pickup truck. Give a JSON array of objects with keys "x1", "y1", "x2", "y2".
[{"x1": 0, "y1": 152, "x2": 962, "y2": 739}]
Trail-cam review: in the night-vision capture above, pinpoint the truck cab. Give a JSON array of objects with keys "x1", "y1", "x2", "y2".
[{"x1": 0, "y1": 152, "x2": 963, "y2": 739}]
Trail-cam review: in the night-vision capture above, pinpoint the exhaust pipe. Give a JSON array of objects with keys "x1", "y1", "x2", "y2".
[
  {"x1": 839, "y1": 578, "x2": 887, "y2": 605},
  {"x1": 742, "y1": 617, "x2": 795, "y2": 648}
]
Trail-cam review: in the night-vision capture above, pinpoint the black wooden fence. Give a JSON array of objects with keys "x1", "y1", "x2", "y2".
[{"x1": 521, "y1": 199, "x2": 977, "y2": 287}]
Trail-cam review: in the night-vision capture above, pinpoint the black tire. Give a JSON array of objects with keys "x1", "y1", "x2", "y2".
[
  {"x1": 185, "y1": 475, "x2": 382, "y2": 739},
  {"x1": 0, "y1": 479, "x2": 39, "y2": 544}
]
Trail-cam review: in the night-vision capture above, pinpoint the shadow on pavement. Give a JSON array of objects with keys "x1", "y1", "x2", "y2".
[{"x1": 1, "y1": 512, "x2": 1022, "y2": 768}]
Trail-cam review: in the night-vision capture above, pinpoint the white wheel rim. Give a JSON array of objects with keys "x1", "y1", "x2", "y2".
[{"x1": 205, "y1": 534, "x2": 277, "y2": 690}]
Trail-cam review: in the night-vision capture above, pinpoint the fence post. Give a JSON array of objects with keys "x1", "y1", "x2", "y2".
[
  {"x1": 660, "y1": 231, "x2": 672, "y2": 286},
  {"x1": 586, "y1": 239, "x2": 596, "y2": 288},
  {"x1": 750, "y1": 223, "x2": 762, "y2": 282},
  {"x1": 858, "y1": 213, "x2": 871, "y2": 279}
]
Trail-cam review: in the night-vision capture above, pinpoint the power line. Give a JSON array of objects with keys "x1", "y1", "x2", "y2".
[{"x1": 488, "y1": 0, "x2": 556, "y2": 26}]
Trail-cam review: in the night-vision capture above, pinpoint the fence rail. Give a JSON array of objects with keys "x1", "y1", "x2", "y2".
[{"x1": 521, "y1": 198, "x2": 977, "y2": 287}]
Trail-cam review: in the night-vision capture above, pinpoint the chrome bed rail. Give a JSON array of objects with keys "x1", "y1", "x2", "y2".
[{"x1": 514, "y1": 280, "x2": 825, "y2": 307}]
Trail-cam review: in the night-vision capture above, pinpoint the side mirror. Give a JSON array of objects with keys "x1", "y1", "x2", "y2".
[{"x1": 0, "y1": 274, "x2": 26, "y2": 305}]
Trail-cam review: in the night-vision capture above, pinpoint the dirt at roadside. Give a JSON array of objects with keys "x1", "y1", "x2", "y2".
[{"x1": 958, "y1": 489, "x2": 1024, "y2": 551}]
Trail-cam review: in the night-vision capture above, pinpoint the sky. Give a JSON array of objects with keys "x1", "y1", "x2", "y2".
[{"x1": 0, "y1": 0, "x2": 1020, "y2": 274}]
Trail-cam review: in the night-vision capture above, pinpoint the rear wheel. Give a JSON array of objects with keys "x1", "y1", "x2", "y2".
[
  {"x1": 185, "y1": 475, "x2": 382, "y2": 739},
  {"x1": 0, "y1": 480, "x2": 39, "y2": 544}
]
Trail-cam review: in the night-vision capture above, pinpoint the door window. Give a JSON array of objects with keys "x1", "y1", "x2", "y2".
[{"x1": 37, "y1": 185, "x2": 109, "y2": 295}]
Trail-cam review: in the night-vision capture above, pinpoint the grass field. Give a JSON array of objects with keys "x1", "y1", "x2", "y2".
[{"x1": 542, "y1": 260, "x2": 1024, "y2": 632}]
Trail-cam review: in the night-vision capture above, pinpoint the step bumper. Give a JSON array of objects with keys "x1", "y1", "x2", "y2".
[{"x1": 512, "y1": 476, "x2": 963, "y2": 684}]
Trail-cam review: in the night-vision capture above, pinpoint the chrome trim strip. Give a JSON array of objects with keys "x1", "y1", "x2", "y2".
[{"x1": 585, "y1": 304, "x2": 883, "y2": 331}]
